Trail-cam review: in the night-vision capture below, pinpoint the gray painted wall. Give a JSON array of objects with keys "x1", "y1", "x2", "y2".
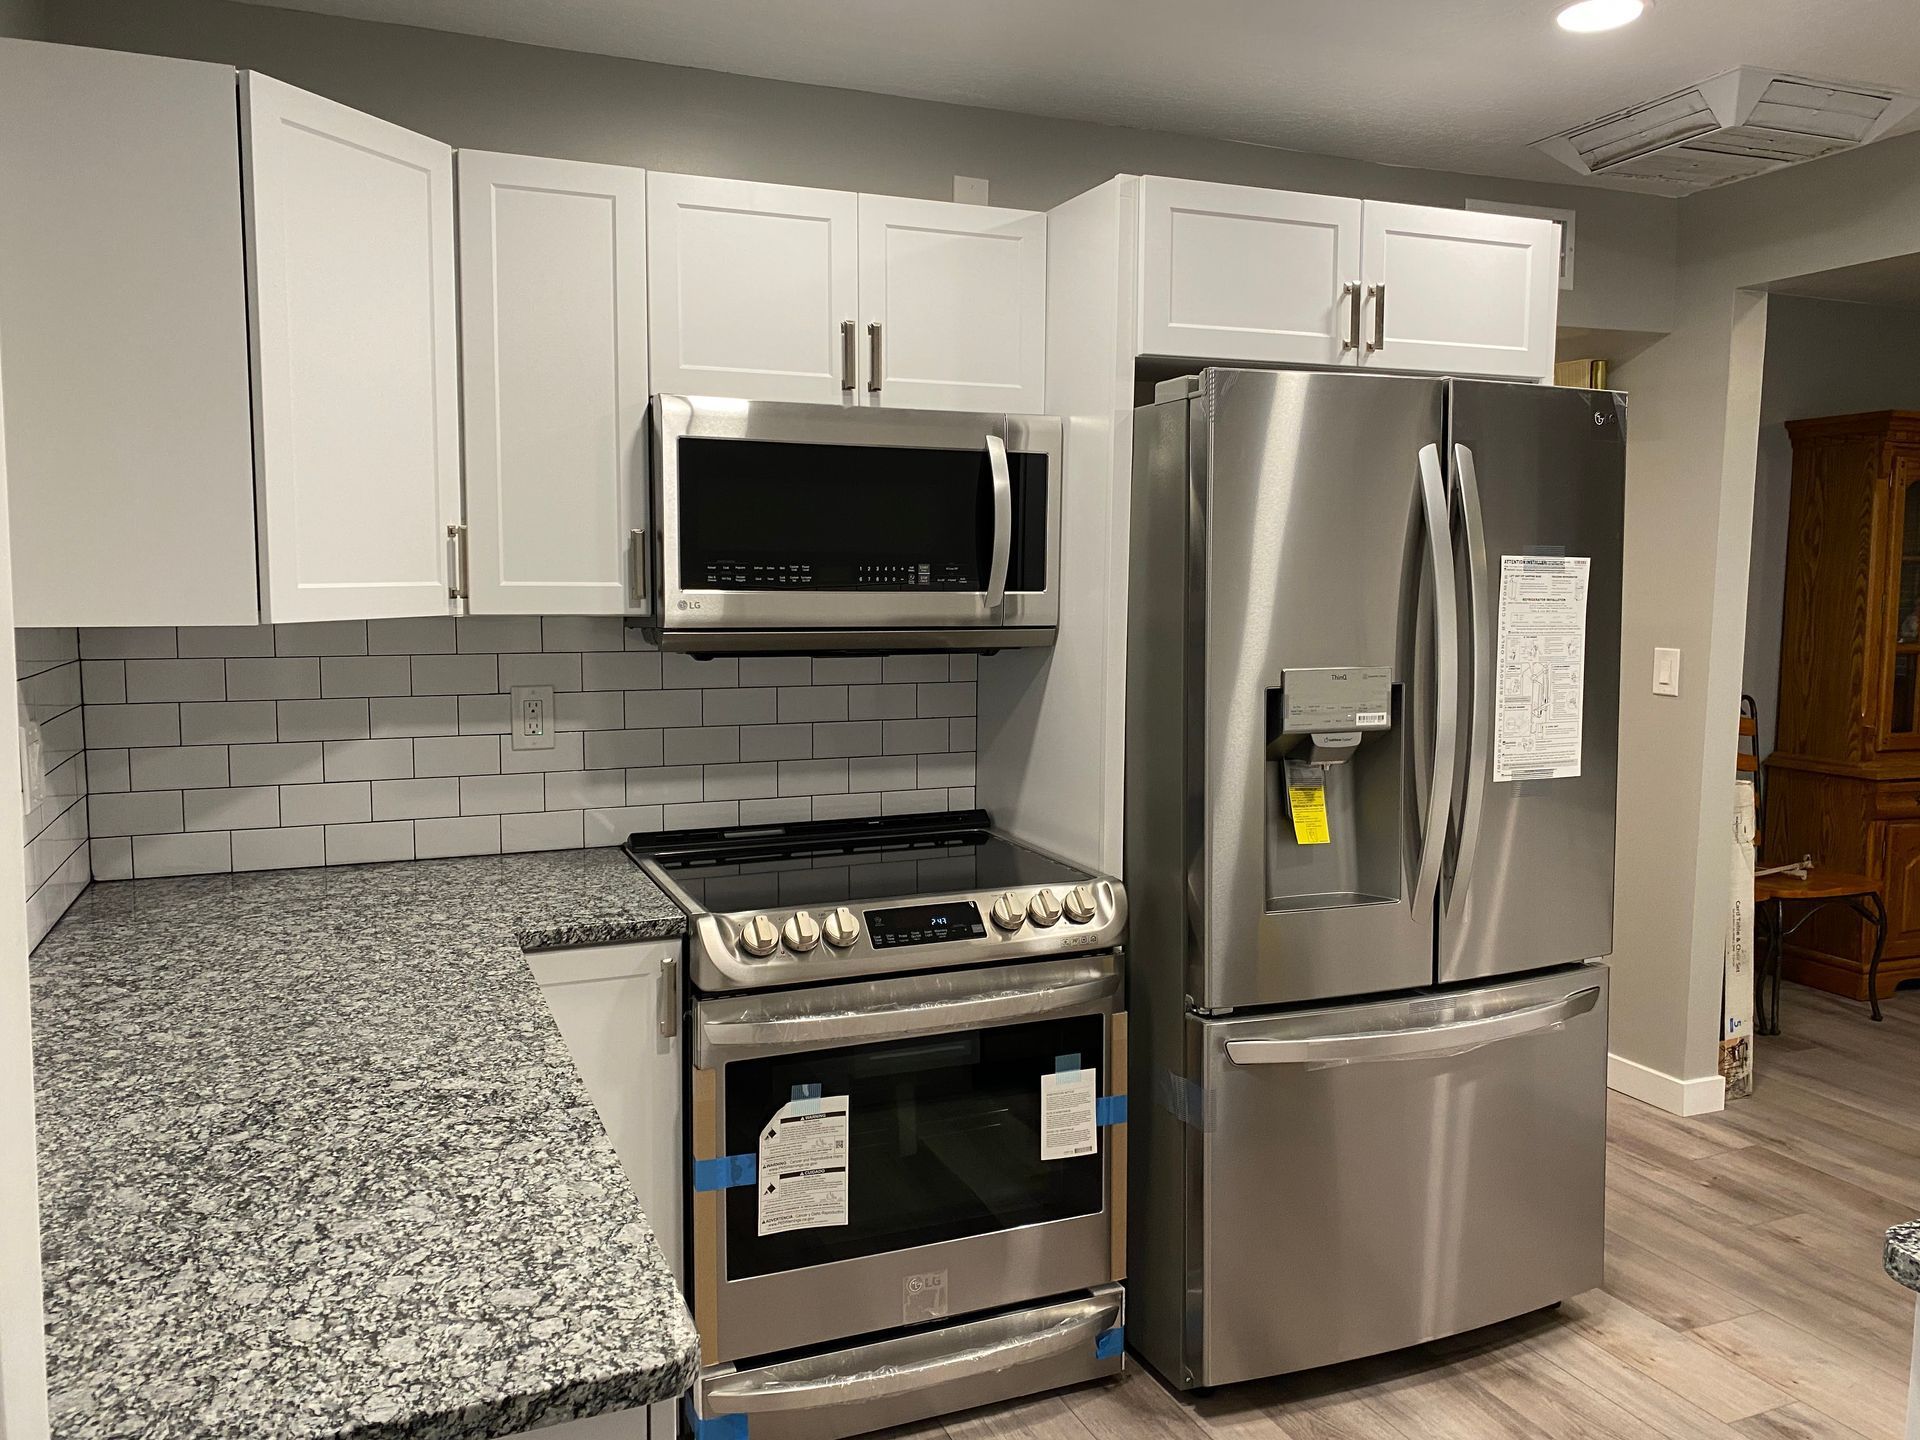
[
  {"x1": 1744, "y1": 296, "x2": 1920, "y2": 764},
  {"x1": 22, "y1": 0, "x2": 1676, "y2": 335},
  {"x1": 0, "y1": 0, "x2": 44, "y2": 39}
]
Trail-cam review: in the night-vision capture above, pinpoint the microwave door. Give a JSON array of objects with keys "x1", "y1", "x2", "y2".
[{"x1": 651, "y1": 396, "x2": 1061, "y2": 649}]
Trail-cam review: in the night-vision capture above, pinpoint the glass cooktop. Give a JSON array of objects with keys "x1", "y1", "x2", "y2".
[{"x1": 626, "y1": 810, "x2": 1087, "y2": 914}]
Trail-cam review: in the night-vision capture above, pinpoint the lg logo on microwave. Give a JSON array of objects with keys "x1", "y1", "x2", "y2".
[{"x1": 678, "y1": 599, "x2": 702, "y2": 611}]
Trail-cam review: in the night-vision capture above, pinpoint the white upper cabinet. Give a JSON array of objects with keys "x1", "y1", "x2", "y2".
[
  {"x1": 242, "y1": 72, "x2": 463, "y2": 623},
  {"x1": 0, "y1": 41, "x2": 260, "y2": 629},
  {"x1": 857, "y1": 195, "x2": 1046, "y2": 412},
  {"x1": 1358, "y1": 202, "x2": 1558, "y2": 380},
  {"x1": 458, "y1": 151, "x2": 649, "y2": 617},
  {"x1": 648, "y1": 173, "x2": 858, "y2": 404},
  {"x1": 1137, "y1": 176, "x2": 1363, "y2": 367}
]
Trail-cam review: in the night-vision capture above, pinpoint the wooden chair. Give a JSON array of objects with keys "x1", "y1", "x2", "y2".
[{"x1": 1743, "y1": 696, "x2": 1889, "y2": 1034}]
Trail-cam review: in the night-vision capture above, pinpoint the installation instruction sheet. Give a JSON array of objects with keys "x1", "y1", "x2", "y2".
[
  {"x1": 758, "y1": 1095, "x2": 851, "y2": 1236},
  {"x1": 1492, "y1": 555, "x2": 1591, "y2": 783},
  {"x1": 1040, "y1": 1066, "x2": 1098, "y2": 1161}
]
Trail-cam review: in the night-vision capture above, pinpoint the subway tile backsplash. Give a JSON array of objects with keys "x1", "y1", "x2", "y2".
[
  {"x1": 18, "y1": 628, "x2": 90, "y2": 946},
  {"x1": 77, "y1": 617, "x2": 976, "y2": 882}
]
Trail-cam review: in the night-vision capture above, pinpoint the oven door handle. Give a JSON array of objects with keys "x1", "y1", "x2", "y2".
[
  {"x1": 701, "y1": 1288, "x2": 1122, "y2": 1413},
  {"x1": 696, "y1": 966, "x2": 1121, "y2": 1057},
  {"x1": 985, "y1": 433, "x2": 1012, "y2": 611}
]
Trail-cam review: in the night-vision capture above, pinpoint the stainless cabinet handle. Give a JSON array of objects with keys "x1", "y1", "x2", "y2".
[
  {"x1": 1225, "y1": 986, "x2": 1600, "y2": 1067},
  {"x1": 839, "y1": 320, "x2": 855, "y2": 393},
  {"x1": 628, "y1": 527, "x2": 649, "y2": 614},
  {"x1": 1413, "y1": 444, "x2": 1458, "y2": 916},
  {"x1": 867, "y1": 321, "x2": 883, "y2": 394},
  {"x1": 984, "y1": 434, "x2": 1012, "y2": 610},
  {"x1": 702, "y1": 1288, "x2": 1123, "y2": 1413},
  {"x1": 1342, "y1": 282, "x2": 1360, "y2": 352},
  {"x1": 1448, "y1": 443, "x2": 1491, "y2": 914},
  {"x1": 1367, "y1": 283, "x2": 1387, "y2": 353},
  {"x1": 657, "y1": 953, "x2": 678, "y2": 1038},
  {"x1": 446, "y1": 523, "x2": 469, "y2": 603}
]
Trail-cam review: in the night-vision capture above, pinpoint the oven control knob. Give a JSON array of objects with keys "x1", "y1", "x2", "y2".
[
  {"x1": 823, "y1": 906, "x2": 861, "y2": 948},
  {"x1": 782, "y1": 911, "x2": 822, "y2": 954},
  {"x1": 739, "y1": 915, "x2": 779, "y2": 957},
  {"x1": 990, "y1": 892, "x2": 1026, "y2": 931},
  {"x1": 1027, "y1": 889, "x2": 1063, "y2": 928},
  {"x1": 1063, "y1": 884, "x2": 1098, "y2": 925}
]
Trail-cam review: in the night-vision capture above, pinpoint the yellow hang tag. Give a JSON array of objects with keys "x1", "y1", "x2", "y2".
[{"x1": 1285, "y1": 760, "x2": 1330, "y2": 846}]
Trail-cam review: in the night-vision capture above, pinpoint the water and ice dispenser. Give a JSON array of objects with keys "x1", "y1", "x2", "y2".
[{"x1": 1264, "y1": 666, "x2": 1404, "y2": 912}]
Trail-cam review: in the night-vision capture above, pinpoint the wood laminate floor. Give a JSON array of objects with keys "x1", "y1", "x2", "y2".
[{"x1": 880, "y1": 984, "x2": 1920, "y2": 1440}]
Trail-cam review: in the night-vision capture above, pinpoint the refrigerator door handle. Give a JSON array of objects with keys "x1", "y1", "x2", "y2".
[
  {"x1": 1414, "y1": 443, "x2": 1459, "y2": 915},
  {"x1": 1448, "y1": 441, "x2": 1493, "y2": 911},
  {"x1": 1224, "y1": 985, "x2": 1600, "y2": 1067}
]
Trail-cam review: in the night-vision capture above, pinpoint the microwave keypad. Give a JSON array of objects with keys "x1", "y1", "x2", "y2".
[{"x1": 697, "y1": 560, "x2": 971, "y2": 589}]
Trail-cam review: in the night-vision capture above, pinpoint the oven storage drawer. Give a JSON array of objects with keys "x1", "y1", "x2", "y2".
[
  {"x1": 1188, "y1": 964, "x2": 1607, "y2": 1387},
  {"x1": 693, "y1": 1284, "x2": 1125, "y2": 1440},
  {"x1": 690, "y1": 954, "x2": 1126, "y2": 1364}
]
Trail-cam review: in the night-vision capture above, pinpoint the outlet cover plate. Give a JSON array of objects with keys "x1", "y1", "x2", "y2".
[{"x1": 511, "y1": 685, "x2": 556, "y2": 750}]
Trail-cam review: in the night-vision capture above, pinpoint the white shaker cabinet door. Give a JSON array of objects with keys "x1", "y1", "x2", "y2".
[
  {"x1": 858, "y1": 194, "x2": 1046, "y2": 412},
  {"x1": 1358, "y1": 202, "x2": 1558, "y2": 380},
  {"x1": 242, "y1": 72, "x2": 463, "y2": 623},
  {"x1": 0, "y1": 41, "x2": 259, "y2": 628},
  {"x1": 458, "y1": 151, "x2": 649, "y2": 617},
  {"x1": 647, "y1": 172, "x2": 858, "y2": 404},
  {"x1": 1136, "y1": 176, "x2": 1362, "y2": 365}
]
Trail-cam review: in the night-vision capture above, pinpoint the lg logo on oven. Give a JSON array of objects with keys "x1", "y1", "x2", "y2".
[{"x1": 903, "y1": 1270, "x2": 950, "y2": 1322}]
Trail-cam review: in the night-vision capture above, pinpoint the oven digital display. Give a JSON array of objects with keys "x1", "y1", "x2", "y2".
[{"x1": 865, "y1": 901, "x2": 986, "y2": 948}]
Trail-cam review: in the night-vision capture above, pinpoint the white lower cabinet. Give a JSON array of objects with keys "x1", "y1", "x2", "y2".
[
  {"x1": 243, "y1": 72, "x2": 464, "y2": 623},
  {"x1": 527, "y1": 939, "x2": 684, "y2": 1439},
  {"x1": 1358, "y1": 201, "x2": 1559, "y2": 380},
  {"x1": 858, "y1": 194, "x2": 1047, "y2": 411},
  {"x1": 458, "y1": 151, "x2": 650, "y2": 616}
]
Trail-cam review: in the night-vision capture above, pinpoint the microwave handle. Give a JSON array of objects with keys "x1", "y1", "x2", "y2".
[{"x1": 985, "y1": 434, "x2": 1012, "y2": 610}]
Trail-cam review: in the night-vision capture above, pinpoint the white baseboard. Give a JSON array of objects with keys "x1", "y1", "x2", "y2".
[{"x1": 1607, "y1": 1053, "x2": 1726, "y2": 1116}]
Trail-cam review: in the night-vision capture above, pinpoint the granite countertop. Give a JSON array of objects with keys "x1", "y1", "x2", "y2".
[
  {"x1": 1887, "y1": 1221, "x2": 1920, "y2": 1293},
  {"x1": 31, "y1": 848, "x2": 696, "y2": 1440}
]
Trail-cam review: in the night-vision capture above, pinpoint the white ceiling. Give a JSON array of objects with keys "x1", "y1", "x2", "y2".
[{"x1": 226, "y1": 0, "x2": 1920, "y2": 188}]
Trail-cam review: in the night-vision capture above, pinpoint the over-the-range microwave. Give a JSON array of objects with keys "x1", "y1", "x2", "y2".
[{"x1": 641, "y1": 395, "x2": 1063, "y2": 654}]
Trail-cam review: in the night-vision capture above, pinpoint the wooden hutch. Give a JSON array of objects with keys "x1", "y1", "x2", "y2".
[{"x1": 1766, "y1": 411, "x2": 1920, "y2": 1001}]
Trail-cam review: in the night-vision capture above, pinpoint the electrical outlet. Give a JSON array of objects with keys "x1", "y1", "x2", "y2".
[{"x1": 511, "y1": 685, "x2": 555, "y2": 750}]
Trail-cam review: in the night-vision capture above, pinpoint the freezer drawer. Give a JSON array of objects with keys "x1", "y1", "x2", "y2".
[{"x1": 1187, "y1": 964, "x2": 1607, "y2": 1388}]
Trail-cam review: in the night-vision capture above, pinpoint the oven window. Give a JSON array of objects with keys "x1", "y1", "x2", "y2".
[
  {"x1": 721, "y1": 1012, "x2": 1104, "y2": 1280},
  {"x1": 675, "y1": 437, "x2": 1047, "y2": 592}
]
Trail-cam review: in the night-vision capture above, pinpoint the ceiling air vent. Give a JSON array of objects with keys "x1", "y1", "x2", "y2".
[{"x1": 1534, "y1": 68, "x2": 1917, "y2": 193}]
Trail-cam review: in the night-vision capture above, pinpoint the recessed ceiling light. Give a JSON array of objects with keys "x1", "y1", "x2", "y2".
[{"x1": 1557, "y1": 0, "x2": 1646, "y2": 33}]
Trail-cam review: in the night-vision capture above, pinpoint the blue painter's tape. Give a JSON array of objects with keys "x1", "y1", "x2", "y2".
[
  {"x1": 1097, "y1": 1094, "x2": 1128, "y2": 1126},
  {"x1": 1055, "y1": 1053, "x2": 1082, "y2": 1073},
  {"x1": 1095, "y1": 1326, "x2": 1125, "y2": 1359},
  {"x1": 687, "y1": 1396, "x2": 748, "y2": 1439},
  {"x1": 692, "y1": 1153, "x2": 757, "y2": 1192}
]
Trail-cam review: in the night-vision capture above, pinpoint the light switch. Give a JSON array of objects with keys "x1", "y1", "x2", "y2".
[
  {"x1": 1652, "y1": 647, "x2": 1681, "y2": 697},
  {"x1": 511, "y1": 684, "x2": 555, "y2": 750}
]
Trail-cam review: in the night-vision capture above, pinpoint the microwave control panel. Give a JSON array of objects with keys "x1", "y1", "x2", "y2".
[{"x1": 696, "y1": 560, "x2": 972, "y2": 589}]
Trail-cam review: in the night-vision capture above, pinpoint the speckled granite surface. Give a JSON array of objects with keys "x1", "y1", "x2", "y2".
[
  {"x1": 31, "y1": 849, "x2": 696, "y2": 1440},
  {"x1": 1887, "y1": 1221, "x2": 1920, "y2": 1293}
]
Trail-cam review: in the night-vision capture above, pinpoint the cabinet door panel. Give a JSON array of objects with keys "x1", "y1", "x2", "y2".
[
  {"x1": 243, "y1": 73, "x2": 461, "y2": 622},
  {"x1": 0, "y1": 41, "x2": 259, "y2": 627},
  {"x1": 859, "y1": 194, "x2": 1045, "y2": 411},
  {"x1": 459, "y1": 151, "x2": 648, "y2": 616},
  {"x1": 1881, "y1": 821, "x2": 1920, "y2": 957},
  {"x1": 1137, "y1": 176, "x2": 1361, "y2": 365},
  {"x1": 648, "y1": 173, "x2": 856, "y2": 403},
  {"x1": 1359, "y1": 201, "x2": 1556, "y2": 379}
]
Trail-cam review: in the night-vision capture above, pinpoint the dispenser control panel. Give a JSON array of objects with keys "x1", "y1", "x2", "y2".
[{"x1": 1280, "y1": 667, "x2": 1392, "y2": 733}]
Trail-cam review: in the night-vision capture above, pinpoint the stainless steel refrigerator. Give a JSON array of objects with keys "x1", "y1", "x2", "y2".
[{"x1": 1125, "y1": 368, "x2": 1620, "y2": 1390}]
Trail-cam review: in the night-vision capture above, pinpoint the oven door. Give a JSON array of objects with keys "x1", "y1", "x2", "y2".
[
  {"x1": 651, "y1": 394, "x2": 1062, "y2": 651},
  {"x1": 689, "y1": 953, "x2": 1126, "y2": 1364}
]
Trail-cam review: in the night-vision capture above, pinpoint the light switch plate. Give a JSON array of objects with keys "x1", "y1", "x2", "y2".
[
  {"x1": 1652, "y1": 647, "x2": 1681, "y2": 697},
  {"x1": 511, "y1": 684, "x2": 555, "y2": 750}
]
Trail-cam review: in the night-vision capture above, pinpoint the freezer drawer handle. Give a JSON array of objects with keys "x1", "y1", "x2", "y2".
[
  {"x1": 1223, "y1": 986, "x2": 1600, "y2": 1067},
  {"x1": 700, "y1": 1290, "x2": 1121, "y2": 1412},
  {"x1": 697, "y1": 967, "x2": 1122, "y2": 1055}
]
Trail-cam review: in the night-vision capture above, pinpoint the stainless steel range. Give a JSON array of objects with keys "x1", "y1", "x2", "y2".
[{"x1": 627, "y1": 811, "x2": 1128, "y2": 1440}]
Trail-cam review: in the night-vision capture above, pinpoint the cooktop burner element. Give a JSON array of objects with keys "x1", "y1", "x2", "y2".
[{"x1": 626, "y1": 810, "x2": 1126, "y2": 993}]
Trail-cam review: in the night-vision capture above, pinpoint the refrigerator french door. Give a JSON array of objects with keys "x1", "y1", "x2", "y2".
[{"x1": 1125, "y1": 368, "x2": 1623, "y2": 1389}]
